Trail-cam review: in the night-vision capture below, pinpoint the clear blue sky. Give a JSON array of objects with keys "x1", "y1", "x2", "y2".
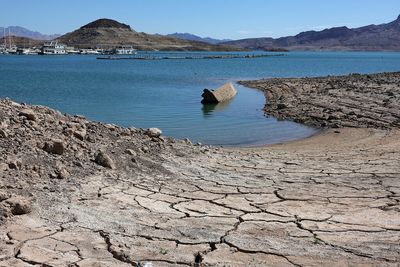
[{"x1": 1, "y1": 0, "x2": 399, "y2": 39}]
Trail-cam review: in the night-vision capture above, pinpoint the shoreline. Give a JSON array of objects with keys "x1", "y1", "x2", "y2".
[
  {"x1": 0, "y1": 71, "x2": 399, "y2": 266},
  {"x1": 239, "y1": 71, "x2": 400, "y2": 129}
]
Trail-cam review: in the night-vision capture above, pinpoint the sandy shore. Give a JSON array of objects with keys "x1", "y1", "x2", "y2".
[{"x1": 0, "y1": 72, "x2": 399, "y2": 266}]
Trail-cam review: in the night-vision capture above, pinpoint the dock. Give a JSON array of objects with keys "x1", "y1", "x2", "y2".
[{"x1": 96, "y1": 53, "x2": 285, "y2": 60}]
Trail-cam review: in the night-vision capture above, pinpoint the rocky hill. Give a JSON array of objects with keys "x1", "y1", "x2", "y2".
[
  {"x1": 57, "y1": 18, "x2": 242, "y2": 51},
  {"x1": 224, "y1": 14, "x2": 400, "y2": 51}
]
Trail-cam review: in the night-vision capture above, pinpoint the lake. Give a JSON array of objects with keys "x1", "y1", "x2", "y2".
[{"x1": 1, "y1": 51, "x2": 399, "y2": 146}]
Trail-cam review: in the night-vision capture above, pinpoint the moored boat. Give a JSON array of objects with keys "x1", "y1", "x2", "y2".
[
  {"x1": 40, "y1": 41, "x2": 67, "y2": 55},
  {"x1": 113, "y1": 45, "x2": 137, "y2": 55}
]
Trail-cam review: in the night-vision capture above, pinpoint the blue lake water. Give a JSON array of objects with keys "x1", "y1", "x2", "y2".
[{"x1": 1, "y1": 51, "x2": 400, "y2": 146}]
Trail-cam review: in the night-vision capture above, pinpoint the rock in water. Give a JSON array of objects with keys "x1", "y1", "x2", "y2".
[
  {"x1": 95, "y1": 151, "x2": 116, "y2": 169},
  {"x1": 201, "y1": 82, "x2": 237, "y2": 104},
  {"x1": 146, "y1": 128, "x2": 162, "y2": 138}
]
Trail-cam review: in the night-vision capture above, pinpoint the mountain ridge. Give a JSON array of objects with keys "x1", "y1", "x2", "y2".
[
  {"x1": 223, "y1": 14, "x2": 400, "y2": 51},
  {"x1": 0, "y1": 26, "x2": 60, "y2": 40},
  {"x1": 166, "y1": 32, "x2": 231, "y2": 44}
]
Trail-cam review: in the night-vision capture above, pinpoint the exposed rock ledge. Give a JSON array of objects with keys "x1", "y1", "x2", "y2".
[
  {"x1": 0, "y1": 71, "x2": 400, "y2": 266},
  {"x1": 239, "y1": 72, "x2": 400, "y2": 129}
]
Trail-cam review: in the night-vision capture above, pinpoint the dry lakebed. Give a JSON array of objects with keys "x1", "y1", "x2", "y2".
[{"x1": 0, "y1": 72, "x2": 399, "y2": 266}]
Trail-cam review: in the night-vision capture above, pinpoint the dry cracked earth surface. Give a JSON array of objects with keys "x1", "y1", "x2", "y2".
[{"x1": 0, "y1": 72, "x2": 400, "y2": 266}]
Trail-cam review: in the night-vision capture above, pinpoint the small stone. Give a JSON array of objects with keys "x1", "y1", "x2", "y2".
[
  {"x1": 0, "y1": 129, "x2": 7, "y2": 138},
  {"x1": 6, "y1": 197, "x2": 31, "y2": 215},
  {"x1": 43, "y1": 140, "x2": 65, "y2": 155},
  {"x1": 74, "y1": 129, "x2": 86, "y2": 141},
  {"x1": 0, "y1": 163, "x2": 8, "y2": 171},
  {"x1": 8, "y1": 159, "x2": 22, "y2": 170},
  {"x1": 95, "y1": 151, "x2": 116, "y2": 169},
  {"x1": 277, "y1": 103, "x2": 287, "y2": 110},
  {"x1": 125, "y1": 149, "x2": 136, "y2": 156},
  {"x1": 0, "y1": 191, "x2": 11, "y2": 201},
  {"x1": 74, "y1": 161, "x2": 84, "y2": 168},
  {"x1": 57, "y1": 168, "x2": 70, "y2": 179},
  {"x1": 146, "y1": 128, "x2": 162, "y2": 138},
  {"x1": 184, "y1": 138, "x2": 192, "y2": 145},
  {"x1": 18, "y1": 109, "x2": 37, "y2": 121},
  {"x1": 74, "y1": 114, "x2": 86, "y2": 120}
]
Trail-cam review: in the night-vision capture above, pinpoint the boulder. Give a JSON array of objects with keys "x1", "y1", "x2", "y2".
[
  {"x1": 201, "y1": 82, "x2": 237, "y2": 104},
  {"x1": 74, "y1": 129, "x2": 87, "y2": 141},
  {"x1": 6, "y1": 197, "x2": 32, "y2": 215},
  {"x1": 43, "y1": 140, "x2": 65, "y2": 155},
  {"x1": 18, "y1": 109, "x2": 37, "y2": 121},
  {"x1": 146, "y1": 128, "x2": 162, "y2": 138},
  {"x1": 95, "y1": 151, "x2": 116, "y2": 169}
]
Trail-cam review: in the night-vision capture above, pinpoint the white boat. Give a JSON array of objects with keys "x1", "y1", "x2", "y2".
[
  {"x1": 40, "y1": 41, "x2": 67, "y2": 55},
  {"x1": 79, "y1": 48, "x2": 100, "y2": 55},
  {"x1": 0, "y1": 45, "x2": 7, "y2": 54},
  {"x1": 113, "y1": 45, "x2": 137, "y2": 55},
  {"x1": 6, "y1": 45, "x2": 17, "y2": 54},
  {"x1": 65, "y1": 46, "x2": 80, "y2": 54},
  {"x1": 17, "y1": 47, "x2": 38, "y2": 55}
]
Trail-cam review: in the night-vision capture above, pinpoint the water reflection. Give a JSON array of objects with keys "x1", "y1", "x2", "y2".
[{"x1": 202, "y1": 99, "x2": 233, "y2": 118}]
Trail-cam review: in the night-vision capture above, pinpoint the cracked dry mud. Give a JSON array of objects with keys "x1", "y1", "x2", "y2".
[{"x1": 1, "y1": 72, "x2": 400, "y2": 266}]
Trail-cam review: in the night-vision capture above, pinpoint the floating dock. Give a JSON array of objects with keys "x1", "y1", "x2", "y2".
[{"x1": 96, "y1": 53, "x2": 285, "y2": 60}]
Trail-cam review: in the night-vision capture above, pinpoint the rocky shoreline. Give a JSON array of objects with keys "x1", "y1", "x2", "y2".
[
  {"x1": 240, "y1": 72, "x2": 400, "y2": 129},
  {"x1": 0, "y1": 72, "x2": 399, "y2": 266}
]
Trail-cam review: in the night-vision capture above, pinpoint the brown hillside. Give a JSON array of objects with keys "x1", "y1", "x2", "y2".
[{"x1": 57, "y1": 18, "x2": 243, "y2": 51}]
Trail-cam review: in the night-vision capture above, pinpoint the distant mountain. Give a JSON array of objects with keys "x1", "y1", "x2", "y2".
[
  {"x1": 0, "y1": 26, "x2": 60, "y2": 40},
  {"x1": 57, "y1": 18, "x2": 242, "y2": 51},
  {"x1": 223, "y1": 14, "x2": 400, "y2": 51},
  {"x1": 166, "y1": 33, "x2": 232, "y2": 44}
]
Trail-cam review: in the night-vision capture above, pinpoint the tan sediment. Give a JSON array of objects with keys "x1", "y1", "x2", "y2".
[{"x1": 0, "y1": 72, "x2": 399, "y2": 266}]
